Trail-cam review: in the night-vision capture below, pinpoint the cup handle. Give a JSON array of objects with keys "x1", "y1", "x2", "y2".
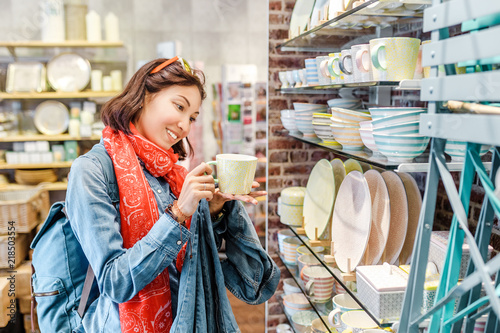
[
  {"x1": 371, "y1": 44, "x2": 387, "y2": 71},
  {"x1": 327, "y1": 308, "x2": 342, "y2": 328},
  {"x1": 305, "y1": 279, "x2": 314, "y2": 296},
  {"x1": 206, "y1": 161, "x2": 219, "y2": 185},
  {"x1": 339, "y1": 54, "x2": 353, "y2": 75},
  {"x1": 355, "y1": 49, "x2": 370, "y2": 73},
  {"x1": 320, "y1": 59, "x2": 330, "y2": 78},
  {"x1": 330, "y1": 55, "x2": 342, "y2": 77}
]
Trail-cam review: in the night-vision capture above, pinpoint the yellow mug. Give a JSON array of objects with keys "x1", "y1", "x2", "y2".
[
  {"x1": 207, "y1": 154, "x2": 257, "y2": 195},
  {"x1": 370, "y1": 37, "x2": 421, "y2": 81}
]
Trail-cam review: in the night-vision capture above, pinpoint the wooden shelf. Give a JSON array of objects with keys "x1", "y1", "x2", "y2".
[
  {"x1": 0, "y1": 41, "x2": 124, "y2": 48},
  {"x1": 0, "y1": 162, "x2": 72, "y2": 170},
  {"x1": 0, "y1": 134, "x2": 101, "y2": 142},
  {"x1": 41, "y1": 182, "x2": 67, "y2": 191},
  {"x1": 0, "y1": 91, "x2": 120, "y2": 100}
]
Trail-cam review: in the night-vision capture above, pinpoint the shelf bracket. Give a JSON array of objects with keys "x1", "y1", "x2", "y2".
[{"x1": 369, "y1": 86, "x2": 392, "y2": 106}]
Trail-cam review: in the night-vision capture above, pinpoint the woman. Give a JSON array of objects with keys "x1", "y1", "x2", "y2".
[{"x1": 66, "y1": 57, "x2": 279, "y2": 332}]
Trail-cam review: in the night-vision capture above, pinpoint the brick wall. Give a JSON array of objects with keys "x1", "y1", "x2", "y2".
[{"x1": 266, "y1": 1, "x2": 499, "y2": 331}]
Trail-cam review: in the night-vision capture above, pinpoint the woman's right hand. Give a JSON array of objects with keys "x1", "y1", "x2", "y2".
[{"x1": 176, "y1": 162, "x2": 216, "y2": 218}]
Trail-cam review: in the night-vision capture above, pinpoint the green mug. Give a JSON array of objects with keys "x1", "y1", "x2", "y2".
[{"x1": 207, "y1": 154, "x2": 258, "y2": 195}]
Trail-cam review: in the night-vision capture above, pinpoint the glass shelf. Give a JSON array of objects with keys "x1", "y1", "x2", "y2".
[
  {"x1": 277, "y1": 252, "x2": 335, "y2": 332},
  {"x1": 277, "y1": 0, "x2": 429, "y2": 52},
  {"x1": 283, "y1": 226, "x2": 390, "y2": 328},
  {"x1": 276, "y1": 80, "x2": 421, "y2": 94},
  {"x1": 275, "y1": 294, "x2": 300, "y2": 333}
]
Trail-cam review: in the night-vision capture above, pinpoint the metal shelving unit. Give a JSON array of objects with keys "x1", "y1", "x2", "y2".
[
  {"x1": 399, "y1": 0, "x2": 500, "y2": 331},
  {"x1": 277, "y1": 0, "x2": 429, "y2": 52}
]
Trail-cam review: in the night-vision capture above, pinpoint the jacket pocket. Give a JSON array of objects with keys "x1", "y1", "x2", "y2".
[{"x1": 33, "y1": 276, "x2": 72, "y2": 332}]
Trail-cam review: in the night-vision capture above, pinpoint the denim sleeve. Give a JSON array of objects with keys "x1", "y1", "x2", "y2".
[
  {"x1": 219, "y1": 201, "x2": 280, "y2": 305},
  {"x1": 66, "y1": 154, "x2": 191, "y2": 304}
]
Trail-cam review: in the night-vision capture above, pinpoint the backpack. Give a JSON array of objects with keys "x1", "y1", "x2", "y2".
[{"x1": 30, "y1": 144, "x2": 118, "y2": 333}]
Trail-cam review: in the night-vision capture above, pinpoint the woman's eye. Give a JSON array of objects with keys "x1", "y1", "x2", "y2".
[
  {"x1": 190, "y1": 117, "x2": 196, "y2": 123},
  {"x1": 175, "y1": 103, "x2": 184, "y2": 111}
]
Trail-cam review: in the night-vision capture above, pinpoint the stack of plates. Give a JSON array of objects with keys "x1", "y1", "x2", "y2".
[{"x1": 15, "y1": 169, "x2": 57, "y2": 185}]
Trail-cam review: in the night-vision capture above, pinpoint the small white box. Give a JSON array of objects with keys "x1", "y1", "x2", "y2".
[
  {"x1": 5, "y1": 152, "x2": 19, "y2": 164},
  {"x1": 356, "y1": 265, "x2": 408, "y2": 321},
  {"x1": 41, "y1": 152, "x2": 53, "y2": 163},
  {"x1": 428, "y1": 231, "x2": 493, "y2": 279},
  {"x1": 36, "y1": 141, "x2": 50, "y2": 152},
  {"x1": 24, "y1": 141, "x2": 37, "y2": 152},
  {"x1": 13, "y1": 142, "x2": 25, "y2": 152},
  {"x1": 29, "y1": 152, "x2": 41, "y2": 164},
  {"x1": 18, "y1": 152, "x2": 30, "y2": 164}
]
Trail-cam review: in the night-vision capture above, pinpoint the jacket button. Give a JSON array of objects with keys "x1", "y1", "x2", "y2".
[
  {"x1": 177, "y1": 240, "x2": 182, "y2": 245},
  {"x1": 157, "y1": 189, "x2": 162, "y2": 193}
]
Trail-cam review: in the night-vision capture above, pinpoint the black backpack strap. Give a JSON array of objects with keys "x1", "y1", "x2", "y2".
[{"x1": 77, "y1": 142, "x2": 118, "y2": 317}]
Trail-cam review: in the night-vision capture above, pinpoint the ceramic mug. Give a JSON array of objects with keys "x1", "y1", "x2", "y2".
[
  {"x1": 327, "y1": 52, "x2": 344, "y2": 84},
  {"x1": 293, "y1": 70, "x2": 302, "y2": 87},
  {"x1": 278, "y1": 71, "x2": 289, "y2": 88},
  {"x1": 351, "y1": 44, "x2": 372, "y2": 82},
  {"x1": 286, "y1": 70, "x2": 296, "y2": 88},
  {"x1": 316, "y1": 56, "x2": 331, "y2": 86},
  {"x1": 299, "y1": 68, "x2": 308, "y2": 86},
  {"x1": 305, "y1": 58, "x2": 319, "y2": 86},
  {"x1": 369, "y1": 37, "x2": 421, "y2": 81},
  {"x1": 339, "y1": 49, "x2": 354, "y2": 84},
  {"x1": 311, "y1": 316, "x2": 334, "y2": 333},
  {"x1": 338, "y1": 310, "x2": 379, "y2": 332},
  {"x1": 302, "y1": 266, "x2": 335, "y2": 302},
  {"x1": 328, "y1": 293, "x2": 362, "y2": 327},
  {"x1": 207, "y1": 154, "x2": 257, "y2": 195}
]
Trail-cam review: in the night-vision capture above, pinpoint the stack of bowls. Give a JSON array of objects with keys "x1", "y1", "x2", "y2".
[
  {"x1": 283, "y1": 277, "x2": 301, "y2": 295},
  {"x1": 312, "y1": 113, "x2": 340, "y2": 147},
  {"x1": 370, "y1": 107, "x2": 429, "y2": 162},
  {"x1": 445, "y1": 141, "x2": 491, "y2": 161},
  {"x1": 294, "y1": 103, "x2": 328, "y2": 138},
  {"x1": 280, "y1": 109, "x2": 299, "y2": 135},
  {"x1": 358, "y1": 121, "x2": 382, "y2": 156},
  {"x1": 283, "y1": 293, "x2": 312, "y2": 316},
  {"x1": 330, "y1": 107, "x2": 372, "y2": 150},
  {"x1": 327, "y1": 98, "x2": 363, "y2": 109}
]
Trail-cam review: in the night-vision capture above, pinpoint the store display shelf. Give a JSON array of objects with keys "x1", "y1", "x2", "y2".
[
  {"x1": 277, "y1": 252, "x2": 333, "y2": 332},
  {"x1": 0, "y1": 161, "x2": 72, "y2": 170},
  {"x1": 277, "y1": 0, "x2": 428, "y2": 52},
  {"x1": 0, "y1": 41, "x2": 124, "y2": 48},
  {"x1": 0, "y1": 91, "x2": 120, "y2": 100},
  {"x1": 275, "y1": 293, "x2": 300, "y2": 333},
  {"x1": 284, "y1": 226, "x2": 390, "y2": 328},
  {"x1": 0, "y1": 134, "x2": 101, "y2": 142},
  {"x1": 2, "y1": 182, "x2": 68, "y2": 191},
  {"x1": 277, "y1": 81, "x2": 402, "y2": 94},
  {"x1": 287, "y1": 133, "x2": 491, "y2": 172}
]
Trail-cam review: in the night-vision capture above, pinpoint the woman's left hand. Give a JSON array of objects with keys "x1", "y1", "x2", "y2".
[{"x1": 208, "y1": 181, "x2": 267, "y2": 216}]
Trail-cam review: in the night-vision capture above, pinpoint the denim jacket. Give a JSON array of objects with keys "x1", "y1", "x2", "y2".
[{"x1": 66, "y1": 143, "x2": 279, "y2": 332}]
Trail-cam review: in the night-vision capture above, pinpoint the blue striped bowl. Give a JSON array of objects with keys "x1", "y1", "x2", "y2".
[
  {"x1": 373, "y1": 133, "x2": 430, "y2": 162},
  {"x1": 445, "y1": 141, "x2": 491, "y2": 162},
  {"x1": 371, "y1": 110, "x2": 426, "y2": 128},
  {"x1": 368, "y1": 107, "x2": 427, "y2": 121},
  {"x1": 372, "y1": 121, "x2": 420, "y2": 135}
]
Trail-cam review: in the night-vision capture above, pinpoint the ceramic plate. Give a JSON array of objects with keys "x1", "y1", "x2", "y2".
[
  {"x1": 34, "y1": 101, "x2": 69, "y2": 135},
  {"x1": 380, "y1": 171, "x2": 408, "y2": 265},
  {"x1": 363, "y1": 170, "x2": 391, "y2": 265},
  {"x1": 310, "y1": 0, "x2": 329, "y2": 28},
  {"x1": 330, "y1": 158, "x2": 346, "y2": 200},
  {"x1": 304, "y1": 159, "x2": 335, "y2": 240},
  {"x1": 344, "y1": 158, "x2": 363, "y2": 174},
  {"x1": 398, "y1": 172, "x2": 422, "y2": 264},
  {"x1": 289, "y1": 0, "x2": 316, "y2": 38},
  {"x1": 332, "y1": 171, "x2": 371, "y2": 272},
  {"x1": 47, "y1": 53, "x2": 91, "y2": 92}
]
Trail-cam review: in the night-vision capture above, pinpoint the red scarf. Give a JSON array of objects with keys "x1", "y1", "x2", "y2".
[{"x1": 103, "y1": 124, "x2": 191, "y2": 333}]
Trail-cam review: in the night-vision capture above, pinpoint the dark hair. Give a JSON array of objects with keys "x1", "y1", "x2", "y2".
[{"x1": 101, "y1": 58, "x2": 207, "y2": 160}]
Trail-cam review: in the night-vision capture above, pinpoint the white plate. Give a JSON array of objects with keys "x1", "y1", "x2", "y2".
[
  {"x1": 289, "y1": 0, "x2": 316, "y2": 38},
  {"x1": 363, "y1": 170, "x2": 391, "y2": 265},
  {"x1": 304, "y1": 159, "x2": 335, "y2": 240},
  {"x1": 398, "y1": 172, "x2": 422, "y2": 265},
  {"x1": 332, "y1": 171, "x2": 372, "y2": 272},
  {"x1": 34, "y1": 101, "x2": 69, "y2": 135},
  {"x1": 47, "y1": 53, "x2": 91, "y2": 92},
  {"x1": 310, "y1": 0, "x2": 329, "y2": 28},
  {"x1": 330, "y1": 158, "x2": 346, "y2": 199},
  {"x1": 380, "y1": 171, "x2": 408, "y2": 265}
]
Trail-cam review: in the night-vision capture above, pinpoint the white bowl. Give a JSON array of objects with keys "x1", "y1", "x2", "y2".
[
  {"x1": 283, "y1": 277, "x2": 302, "y2": 295},
  {"x1": 330, "y1": 124, "x2": 364, "y2": 150},
  {"x1": 371, "y1": 110, "x2": 427, "y2": 128},
  {"x1": 368, "y1": 107, "x2": 426, "y2": 120},
  {"x1": 373, "y1": 133, "x2": 430, "y2": 162},
  {"x1": 445, "y1": 141, "x2": 491, "y2": 162},
  {"x1": 327, "y1": 98, "x2": 363, "y2": 109},
  {"x1": 359, "y1": 128, "x2": 380, "y2": 154},
  {"x1": 331, "y1": 107, "x2": 371, "y2": 123},
  {"x1": 293, "y1": 102, "x2": 328, "y2": 111},
  {"x1": 281, "y1": 109, "x2": 295, "y2": 118},
  {"x1": 359, "y1": 120, "x2": 373, "y2": 130}
]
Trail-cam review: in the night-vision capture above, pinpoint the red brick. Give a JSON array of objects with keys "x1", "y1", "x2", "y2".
[
  {"x1": 269, "y1": 166, "x2": 281, "y2": 176},
  {"x1": 269, "y1": 99, "x2": 290, "y2": 111},
  {"x1": 269, "y1": 56, "x2": 305, "y2": 69},
  {"x1": 269, "y1": 1, "x2": 282, "y2": 11},
  {"x1": 269, "y1": 29, "x2": 289, "y2": 40},
  {"x1": 271, "y1": 125, "x2": 290, "y2": 137},
  {"x1": 268, "y1": 178, "x2": 283, "y2": 189},
  {"x1": 290, "y1": 151, "x2": 308, "y2": 163},
  {"x1": 284, "y1": 0, "x2": 296, "y2": 11},
  {"x1": 269, "y1": 14, "x2": 284, "y2": 25},
  {"x1": 268, "y1": 139, "x2": 304, "y2": 150},
  {"x1": 311, "y1": 150, "x2": 333, "y2": 162},
  {"x1": 268, "y1": 303, "x2": 284, "y2": 315},
  {"x1": 470, "y1": 184, "x2": 485, "y2": 203},
  {"x1": 284, "y1": 164, "x2": 313, "y2": 175},
  {"x1": 284, "y1": 178, "x2": 306, "y2": 187},
  {"x1": 270, "y1": 151, "x2": 289, "y2": 163}
]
